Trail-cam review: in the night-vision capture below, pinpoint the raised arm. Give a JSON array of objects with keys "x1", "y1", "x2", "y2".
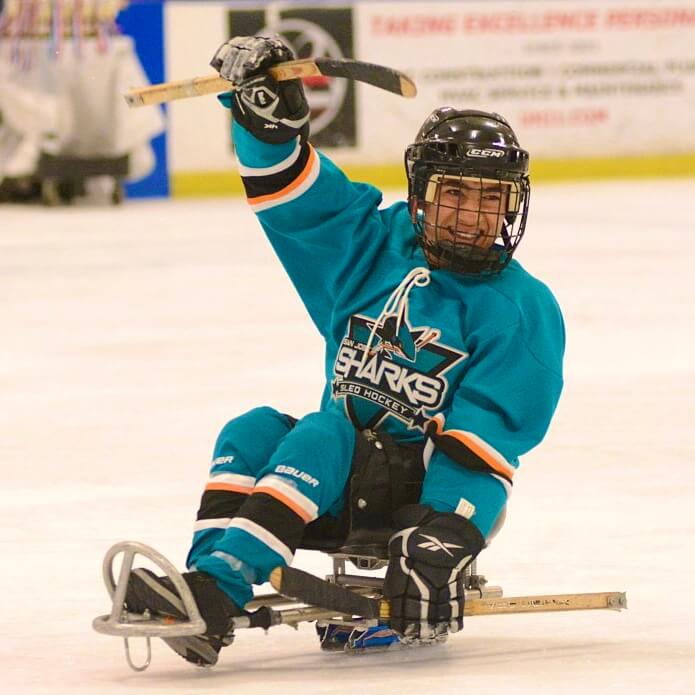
[{"x1": 212, "y1": 36, "x2": 389, "y2": 335}]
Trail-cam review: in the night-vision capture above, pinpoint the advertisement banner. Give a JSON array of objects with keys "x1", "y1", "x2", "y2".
[
  {"x1": 355, "y1": 1, "x2": 695, "y2": 161},
  {"x1": 164, "y1": 0, "x2": 695, "y2": 190}
]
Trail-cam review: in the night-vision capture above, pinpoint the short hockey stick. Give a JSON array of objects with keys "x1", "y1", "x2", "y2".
[
  {"x1": 124, "y1": 57, "x2": 416, "y2": 108},
  {"x1": 270, "y1": 566, "x2": 384, "y2": 619},
  {"x1": 270, "y1": 565, "x2": 627, "y2": 619}
]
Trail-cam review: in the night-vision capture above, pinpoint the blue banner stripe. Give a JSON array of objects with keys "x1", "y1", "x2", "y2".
[{"x1": 117, "y1": 1, "x2": 169, "y2": 198}]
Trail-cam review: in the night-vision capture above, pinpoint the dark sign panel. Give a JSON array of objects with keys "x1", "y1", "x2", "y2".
[{"x1": 228, "y1": 7, "x2": 356, "y2": 148}]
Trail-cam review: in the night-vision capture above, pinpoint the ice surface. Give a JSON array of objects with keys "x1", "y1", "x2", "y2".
[{"x1": 1, "y1": 179, "x2": 694, "y2": 693}]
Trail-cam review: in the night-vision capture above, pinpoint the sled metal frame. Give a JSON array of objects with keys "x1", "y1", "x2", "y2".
[
  {"x1": 93, "y1": 541, "x2": 627, "y2": 672},
  {"x1": 92, "y1": 542, "x2": 207, "y2": 671}
]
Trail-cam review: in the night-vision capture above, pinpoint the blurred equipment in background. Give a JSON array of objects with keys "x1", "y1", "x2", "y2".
[{"x1": 0, "y1": 0, "x2": 164, "y2": 204}]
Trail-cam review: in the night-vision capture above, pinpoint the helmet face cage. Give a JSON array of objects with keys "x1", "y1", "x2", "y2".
[
  {"x1": 405, "y1": 109, "x2": 530, "y2": 277},
  {"x1": 409, "y1": 166, "x2": 530, "y2": 276}
]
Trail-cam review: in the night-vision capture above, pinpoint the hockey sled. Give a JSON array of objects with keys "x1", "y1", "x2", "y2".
[{"x1": 93, "y1": 540, "x2": 627, "y2": 671}]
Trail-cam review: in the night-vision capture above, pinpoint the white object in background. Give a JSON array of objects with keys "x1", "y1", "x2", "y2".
[{"x1": 0, "y1": 35, "x2": 164, "y2": 182}]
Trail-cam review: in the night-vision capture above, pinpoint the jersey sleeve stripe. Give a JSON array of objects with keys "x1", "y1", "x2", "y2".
[
  {"x1": 428, "y1": 414, "x2": 516, "y2": 485},
  {"x1": 240, "y1": 141, "x2": 312, "y2": 200},
  {"x1": 237, "y1": 137, "x2": 302, "y2": 177},
  {"x1": 247, "y1": 145, "x2": 320, "y2": 213}
]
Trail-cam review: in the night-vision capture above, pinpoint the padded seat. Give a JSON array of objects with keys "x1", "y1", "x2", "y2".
[{"x1": 299, "y1": 514, "x2": 391, "y2": 560}]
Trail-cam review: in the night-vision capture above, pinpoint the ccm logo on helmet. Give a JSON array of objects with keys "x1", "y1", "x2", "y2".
[{"x1": 466, "y1": 148, "x2": 505, "y2": 158}]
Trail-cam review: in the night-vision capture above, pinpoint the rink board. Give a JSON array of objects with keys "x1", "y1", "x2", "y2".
[{"x1": 117, "y1": 0, "x2": 695, "y2": 195}]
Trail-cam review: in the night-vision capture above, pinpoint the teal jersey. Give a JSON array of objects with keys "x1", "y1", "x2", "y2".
[{"x1": 231, "y1": 121, "x2": 565, "y2": 536}]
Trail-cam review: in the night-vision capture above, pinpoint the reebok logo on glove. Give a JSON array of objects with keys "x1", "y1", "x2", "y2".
[
  {"x1": 416, "y1": 533, "x2": 464, "y2": 556},
  {"x1": 384, "y1": 505, "x2": 485, "y2": 643}
]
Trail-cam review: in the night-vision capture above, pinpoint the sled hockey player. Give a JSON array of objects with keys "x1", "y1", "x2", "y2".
[{"x1": 125, "y1": 36, "x2": 565, "y2": 666}]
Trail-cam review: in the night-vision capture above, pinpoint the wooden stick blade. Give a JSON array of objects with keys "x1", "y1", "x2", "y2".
[
  {"x1": 465, "y1": 591, "x2": 627, "y2": 616},
  {"x1": 313, "y1": 58, "x2": 416, "y2": 98}
]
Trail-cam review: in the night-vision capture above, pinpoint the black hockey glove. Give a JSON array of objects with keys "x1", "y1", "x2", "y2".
[
  {"x1": 210, "y1": 35, "x2": 310, "y2": 144},
  {"x1": 383, "y1": 504, "x2": 485, "y2": 644}
]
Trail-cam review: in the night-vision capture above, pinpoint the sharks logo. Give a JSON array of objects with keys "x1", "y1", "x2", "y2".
[
  {"x1": 365, "y1": 314, "x2": 440, "y2": 362},
  {"x1": 332, "y1": 310, "x2": 467, "y2": 431}
]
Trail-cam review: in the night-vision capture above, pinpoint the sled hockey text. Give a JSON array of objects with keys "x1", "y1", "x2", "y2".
[{"x1": 334, "y1": 348, "x2": 442, "y2": 406}]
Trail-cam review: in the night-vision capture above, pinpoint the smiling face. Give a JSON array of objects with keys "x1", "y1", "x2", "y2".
[{"x1": 422, "y1": 176, "x2": 510, "y2": 266}]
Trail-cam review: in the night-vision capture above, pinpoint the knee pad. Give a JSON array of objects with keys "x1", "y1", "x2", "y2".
[
  {"x1": 278, "y1": 412, "x2": 355, "y2": 472},
  {"x1": 260, "y1": 411, "x2": 356, "y2": 515},
  {"x1": 213, "y1": 406, "x2": 293, "y2": 474}
]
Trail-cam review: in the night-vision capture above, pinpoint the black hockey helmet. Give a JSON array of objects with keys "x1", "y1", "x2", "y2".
[{"x1": 405, "y1": 107, "x2": 530, "y2": 276}]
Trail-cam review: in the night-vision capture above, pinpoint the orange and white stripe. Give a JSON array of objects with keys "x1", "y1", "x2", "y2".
[
  {"x1": 253, "y1": 474, "x2": 319, "y2": 523},
  {"x1": 430, "y1": 413, "x2": 515, "y2": 494},
  {"x1": 205, "y1": 472, "x2": 255, "y2": 495},
  {"x1": 247, "y1": 145, "x2": 321, "y2": 213},
  {"x1": 227, "y1": 517, "x2": 294, "y2": 566}
]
